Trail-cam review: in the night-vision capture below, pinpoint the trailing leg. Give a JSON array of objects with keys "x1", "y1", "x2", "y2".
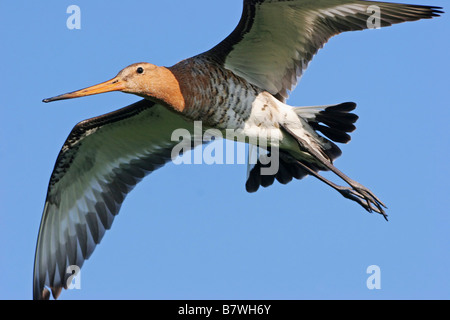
[
  {"x1": 293, "y1": 159, "x2": 388, "y2": 220},
  {"x1": 280, "y1": 123, "x2": 387, "y2": 219}
]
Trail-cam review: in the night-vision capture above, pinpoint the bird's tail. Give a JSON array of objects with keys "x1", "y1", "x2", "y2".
[
  {"x1": 246, "y1": 101, "x2": 387, "y2": 218},
  {"x1": 245, "y1": 102, "x2": 358, "y2": 192},
  {"x1": 293, "y1": 102, "x2": 358, "y2": 162}
]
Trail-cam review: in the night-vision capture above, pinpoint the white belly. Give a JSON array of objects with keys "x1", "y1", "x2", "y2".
[{"x1": 222, "y1": 92, "x2": 316, "y2": 156}]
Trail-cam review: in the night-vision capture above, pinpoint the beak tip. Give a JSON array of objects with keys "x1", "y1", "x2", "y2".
[
  {"x1": 42, "y1": 96, "x2": 64, "y2": 103},
  {"x1": 41, "y1": 77, "x2": 123, "y2": 103}
]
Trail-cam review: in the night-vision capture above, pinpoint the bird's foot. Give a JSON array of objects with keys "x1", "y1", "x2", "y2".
[{"x1": 338, "y1": 185, "x2": 388, "y2": 220}]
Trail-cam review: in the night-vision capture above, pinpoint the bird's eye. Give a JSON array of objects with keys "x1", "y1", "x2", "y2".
[{"x1": 136, "y1": 67, "x2": 144, "y2": 74}]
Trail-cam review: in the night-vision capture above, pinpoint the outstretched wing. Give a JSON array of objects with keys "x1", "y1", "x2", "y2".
[
  {"x1": 33, "y1": 100, "x2": 199, "y2": 299},
  {"x1": 206, "y1": 0, "x2": 442, "y2": 100}
]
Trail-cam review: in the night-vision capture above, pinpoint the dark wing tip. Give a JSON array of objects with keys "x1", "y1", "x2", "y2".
[
  {"x1": 34, "y1": 286, "x2": 62, "y2": 300},
  {"x1": 424, "y1": 7, "x2": 444, "y2": 18},
  {"x1": 407, "y1": 5, "x2": 444, "y2": 19},
  {"x1": 430, "y1": 6, "x2": 444, "y2": 16},
  {"x1": 246, "y1": 165, "x2": 261, "y2": 193},
  {"x1": 41, "y1": 288, "x2": 51, "y2": 300},
  {"x1": 51, "y1": 287, "x2": 63, "y2": 299},
  {"x1": 245, "y1": 152, "x2": 311, "y2": 193}
]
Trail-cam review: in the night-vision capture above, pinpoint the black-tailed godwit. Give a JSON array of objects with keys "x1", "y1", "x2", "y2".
[{"x1": 34, "y1": 0, "x2": 443, "y2": 299}]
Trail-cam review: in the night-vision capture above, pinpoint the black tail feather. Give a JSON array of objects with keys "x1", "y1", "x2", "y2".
[
  {"x1": 246, "y1": 102, "x2": 359, "y2": 192},
  {"x1": 308, "y1": 102, "x2": 358, "y2": 144},
  {"x1": 311, "y1": 124, "x2": 351, "y2": 144}
]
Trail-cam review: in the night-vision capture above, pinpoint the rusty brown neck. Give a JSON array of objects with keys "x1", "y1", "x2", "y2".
[{"x1": 142, "y1": 66, "x2": 187, "y2": 113}]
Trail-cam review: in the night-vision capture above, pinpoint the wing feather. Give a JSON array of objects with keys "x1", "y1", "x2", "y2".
[
  {"x1": 206, "y1": 0, "x2": 442, "y2": 100},
  {"x1": 33, "y1": 100, "x2": 198, "y2": 299}
]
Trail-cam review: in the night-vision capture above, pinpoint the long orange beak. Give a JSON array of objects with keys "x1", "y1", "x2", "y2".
[{"x1": 43, "y1": 76, "x2": 126, "y2": 103}]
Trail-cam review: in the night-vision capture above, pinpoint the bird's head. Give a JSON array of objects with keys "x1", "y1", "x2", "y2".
[{"x1": 43, "y1": 62, "x2": 186, "y2": 112}]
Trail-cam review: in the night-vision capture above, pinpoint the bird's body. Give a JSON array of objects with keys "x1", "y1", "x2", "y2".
[
  {"x1": 142, "y1": 57, "x2": 345, "y2": 169},
  {"x1": 170, "y1": 56, "x2": 262, "y2": 129},
  {"x1": 34, "y1": 0, "x2": 443, "y2": 299}
]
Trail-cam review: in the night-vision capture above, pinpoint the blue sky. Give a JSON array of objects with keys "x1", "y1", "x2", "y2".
[{"x1": 0, "y1": 0, "x2": 448, "y2": 300}]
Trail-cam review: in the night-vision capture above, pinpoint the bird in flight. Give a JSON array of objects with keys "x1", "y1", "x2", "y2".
[{"x1": 34, "y1": 0, "x2": 443, "y2": 299}]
